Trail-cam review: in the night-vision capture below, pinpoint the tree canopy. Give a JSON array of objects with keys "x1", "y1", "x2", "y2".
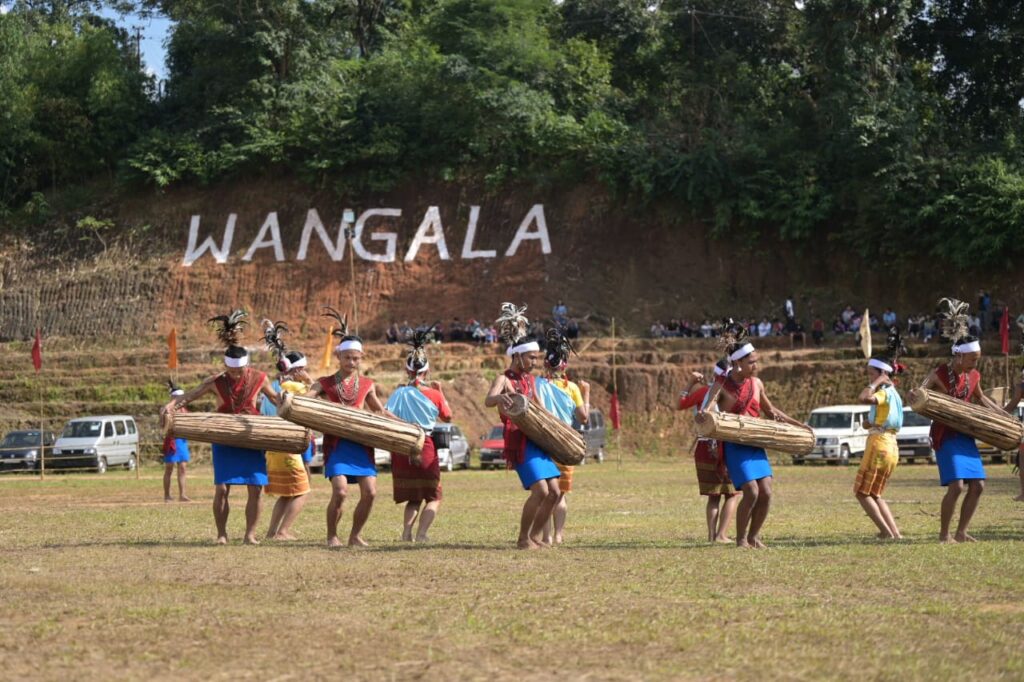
[{"x1": 2, "y1": 0, "x2": 1023, "y2": 268}]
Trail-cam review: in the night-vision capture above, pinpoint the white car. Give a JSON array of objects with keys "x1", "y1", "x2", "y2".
[
  {"x1": 896, "y1": 408, "x2": 935, "y2": 464},
  {"x1": 51, "y1": 415, "x2": 139, "y2": 473},
  {"x1": 798, "y1": 405, "x2": 871, "y2": 465},
  {"x1": 307, "y1": 436, "x2": 392, "y2": 471}
]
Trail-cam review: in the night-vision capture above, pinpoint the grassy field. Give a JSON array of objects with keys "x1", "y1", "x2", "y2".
[{"x1": 1, "y1": 460, "x2": 1023, "y2": 681}]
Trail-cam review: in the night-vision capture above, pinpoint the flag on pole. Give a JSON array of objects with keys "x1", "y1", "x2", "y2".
[
  {"x1": 31, "y1": 328, "x2": 42, "y2": 372},
  {"x1": 167, "y1": 328, "x2": 179, "y2": 369},
  {"x1": 321, "y1": 327, "x2": 335, "y2": 370},
  {"x1": 1000, "y1": 306, "x2": 1010, "y2": 355},
  {"x1": 859, "y1": 309, "x2": 872, "y2": 359},
  {"x1": 609, "y1": 393, "x2": 621, "y2": 430}
]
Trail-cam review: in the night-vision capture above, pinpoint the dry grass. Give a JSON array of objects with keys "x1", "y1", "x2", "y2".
[{"x1": 1, "y1": 461, "x2": 1023, "y2": 681}]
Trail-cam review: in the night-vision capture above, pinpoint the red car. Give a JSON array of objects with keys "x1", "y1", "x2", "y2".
[{"x1": 478, "y1": 425, "x2": 505, "y2": 470}]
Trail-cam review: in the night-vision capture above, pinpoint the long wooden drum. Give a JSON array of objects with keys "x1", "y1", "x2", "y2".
[
  {"x1": 164, "y1": 411, "x2": 311, "y2": 452},
  {"x1": 500, "y1": 394, "x2": 586, "y2": 466},
  {"x1": 278, "y1": 393, "x2": 425, "y2": 457},
  {"x1": 908, "y1": 388, "x2": 1023, "y2": 451},
  {"x1": 695, "y1": 411, "x2": 814, "y2": 456}
]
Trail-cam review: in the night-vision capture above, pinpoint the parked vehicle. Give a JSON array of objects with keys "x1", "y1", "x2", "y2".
[
  {"x1": 431, "y1": 424, "x2": 471, "y2": 471},
  {"x1": 51, "y1": 416, "x2": 139, "y2": 473},
  {"x1": 479, "y1": 425, "x2": 504, "y2": 470},
  {"x1": 578, "y1": 408, "x2": 606, "y2": 464},
  {"x1": 0, "y1": 430, "x2": 56, "y2": 472},
  {"x1": 797, "y1": 405, "x2": 871, "y2": 465},
  {"x1": 896, "y1": 408, "x2": 935, "y2": 464}
]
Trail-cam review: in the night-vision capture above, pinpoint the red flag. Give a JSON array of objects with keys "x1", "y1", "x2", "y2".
[
  {"x1": 609, "y1": 393, "x2": 621, "y2": 430},
  {"x1": 31, "y1": 328, "x2": 42, "y2": 372},
  {"x1": 167, "y1": 328, "x2": 179, "y2": 369},
  {"x1": 1001, "y1": 306, "x2": 1010, "y2": 355}
]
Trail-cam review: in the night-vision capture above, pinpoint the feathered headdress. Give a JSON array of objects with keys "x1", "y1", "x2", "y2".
[
  {"x1": 406, "y1": 323, "x2": 437, "y2": 372},
  {"x1": 496, "y1": 303, "x2": 530, "y2": 347},
  {"x1": 208, "y1": 310, "x2": 248, "y2": 349},
  {"x1": 885, "y1": 326, "x2": 906, "y2": 365},
  {"x1": 718, "y1": 318, "x2": 749, "y2": 354},
  {"x1": 544, "y1": 327, "x2": 575, "y2": 369},
  {"x1": 938, "y1": 297, "x2": 971, "y2": 343},
  {"x1": 166, "y1": 379, "x2": 184, "y2": 397},
  {"x1": 262, "y1": 319, "x2": 289, "y2": 361},
  {"x1": 322, "y1": 306, "x2": 350, "y2": 340}
]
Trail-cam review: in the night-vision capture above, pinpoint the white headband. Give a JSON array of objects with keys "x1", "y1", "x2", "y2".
[
  {"x1": 867, "y1": 358, "x2": 893, "y2": 374},
  {"x1": 729, "y1": 343, "x2": 755, "y2": 362},
  {"x1": 507, "y1": 341, "x2": 540, "y2": 356},
  {"x1": 224, "y1": 354, "x2": 249, "y2": 368},
  {"x1": 952, "y1": 340, "x2": 981, "y2": 354},
  {"x1": 406, "y1": 359, "x2": 429, "y2": 373},
  {"x1": 170, "y1": 389, "x2": 185, "y2": 397},
  {"x1": 713, "y1": 364, "x2": 729, "y2": 377},
  {"x1": 335, "y1": 340, "x2": 363, "y2": 353},
  {"x1": 280, "y1": 356, "x2": 308, "y2": 371}
]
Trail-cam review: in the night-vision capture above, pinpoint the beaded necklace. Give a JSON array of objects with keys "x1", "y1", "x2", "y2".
[
  {"x1": 945, "y1": 362, "x2": 970, "y2": 400},
  {"x1": 333, "y1": 370, "x2": 361, "y2": 405}
]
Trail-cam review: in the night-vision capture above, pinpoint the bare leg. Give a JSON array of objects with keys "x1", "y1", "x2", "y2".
[
  {"x1": 177, "y1": 463, "x2": 190, "y2": 501},
  {"x1": 529, "y1": 478, "x2": 561, "y2": 545},
  {"x1": 518, "y1": 482, "x2": 548, "y2": 549},
  {"x1": 552, "y1": 494, "x2": 567, "y2": 544},
  {"x1": 275, "y1": 494, "x2": 307, "y2": 540},
  {"x1": 163, "y1": 463, "x2": 173, "y2": 502},
  {"x1": 213, "y1": 484, "x2": 230, "y2": 544},
  {"x1": 415, "y1": 500, "x2": 440, "y2": 542},
  {"x1": 326, "y1": 476, "x2": 348, "y2": 548},
  {"x1": 348, "y1": 477, "x2": 376, "y2": 546},
  {"x1": 857, "y1": 493, "x2": 893, "y2": 538},
  {"x1": 939, "y1": 480, "x2": 964, "y2": 543},
  {"x1": 747, "y1": 477, "x2": 773, "y2": 548},
  {"x1": 705, "y1": 494, "x2": 721, "y2": 543},
  {"x1": 735, "y1": 482, "x2": 759, "y2": 548},
  {"x1": 875, "y1": 498, "x2": 901, "y2": 539},
  {"x1": 1015, "y1": 451, "x2": 1024, "y2": 501},
  {"x1": 402, "y1": 502, "x2": 420, "y2": 541},
  {"x1": 715, "y1": 494, "x2": 739, "y2": 543},
  {"x1": 954, "y1": 479, "x2": 984, "y2": 542},
  {"x1": 243, "y1": 485, "x2": 262, "y2": 544},
  {"x1": 266, "y1": 496, "x2": 287, "y2": 538}
]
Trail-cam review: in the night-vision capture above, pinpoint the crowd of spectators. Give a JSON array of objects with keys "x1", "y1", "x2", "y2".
[{"x1": 384, "y1": 301, "x2": 581, "y2": 346}]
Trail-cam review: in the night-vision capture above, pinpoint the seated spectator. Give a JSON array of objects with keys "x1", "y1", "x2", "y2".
[
  {"x1": 832, "y1": 318, "x2": 845, "y2": 335},
  {"x1": 449, "y1": 317, "x2": 464, "y2": 342},
  {"x1": 849, "y1": 313, "x2": 862, "y2": 332},
  {"x1": 433, "y1": 322, "x2": 445, "y2": 343},
  {"x1": 969, "y1": 315, "x2": 981, "y2": 337},
  {"x1": 790, "y1": 322, "x2": 806, "y2": 349},
  {"x1": 869, "y1": 314, "x2": 880, "y2": 332},
  {"x1": 666, "y1": 319, "x2": 680, "y2": 337},
  {"x1": 552, "y1": 300, "x2": 568, "y2": 325},
  {"x1": 399, "y1": 321, "x2": 413, "y2": 341},
  {"x1": 772, "y1": 318, "x2": 784, "y2": 336},
  {"x1": 812, "y1": 318, "x2": 825, "y2": 346},
  {"x1": 922, "y1": 318, "x2": 937, "y2": 342},
  {"x1": 566, "y1": 318, "x2": 580, "y2": 339},
  {"x1": 757, "y1": 318, "x2": 772, "y2": 337},
  {"x1": 882, "y1": 308, "x2": 897, "y2": 329},
  {"x1": 650, "y1": 321, "x2": 666, "y2": 338},
  {"x1": 908, "y1": 315, "x2": 922, "y2": 338},
  {"x1": 700, "y1": 320, "x2": 713, "y2": 338},
  {"x1": 841, "y1": 305, "x2": 855, "y2": 328},
  {"x1": 386, "y1": 322, "x2": 400, "y2": 345}
]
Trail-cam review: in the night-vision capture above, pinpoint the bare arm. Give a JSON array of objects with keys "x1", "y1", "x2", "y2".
[
  {"x1": 484, "y1": 374, "x2": 515, "y2": 411},
  {"x1": 429, "y1": 381, "x2": 453, "y2": 423},
  {"x1": 971, "y1": 378, "x2": 1003, "y2": 412},
  {"x1": 919, "y1": 369, "x2": 940, "y2": 391},
  {"x1": 161, "y1": 376, "x2": 217, "y2": 416},
  {"x1": 699, "y1": 380, "x2": 724, "y2": 414},
  {"x1": 304, "y1": 380, "x2": 324, "y2": 398},
  {"x1": 858, "y1": 376, "x2": 889, "y2": 405},
  {"x1": 574, "y1": 380, "x2": 590, "y2": 424},
  {"x1": 760, "y1": 380, "x2": 810, "y2": 430},
  {"x1": 364, "y1": 385, "x2": 386, "y2": 414},
  {"x1": 1003, "y1": 382, "x2": 1024, "y2": 413},
  {"x1": 259, "y1": 375, "x2": 281, "y2": 408}
]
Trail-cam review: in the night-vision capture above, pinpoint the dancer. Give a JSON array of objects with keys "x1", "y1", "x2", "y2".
[
  {"x1": 919, "y1": 298, "x2": 1003, "y2": 543},
  {"x1": 536, "y1": 327, "x2": 590, "y2": 545},
  {"x1": 162, "y1": 310, "x2": 279, "y2": 545},
  {"x1": 385, "y1": 326, "x2": 452, "y2": 542},
  {"x1": 1003, "y1": 365, "x2": 1024, "y2": 502},
  {"x1": 484, "y1": 303, "x2": 561, "y2": 549},
  {"x1": 306, "y1": 307, "x2": 387, "y2": 548},
  {"x1": 259, "y1": 320, "x2": 312, "y2": 541},
  {"x1": 702, "y1": 320, "x2": 810, "y2": 548},
  {"x1": 162, "y1": 380, "x2": 191, "y2": 503},
  {"x1": 854, "y1": 328, "x2": 905, "y2": 540},
  {"x1": 678, "y1": 360, "x2": 739, "y2": 543}
]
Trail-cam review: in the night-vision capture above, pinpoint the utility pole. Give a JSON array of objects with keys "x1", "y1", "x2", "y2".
[
  {"x1": 133, "y1": 26, "x2": 143, "y2": 70},
  {"x1": 343, "y1": 209, "x2": 358, "y2": 335}
]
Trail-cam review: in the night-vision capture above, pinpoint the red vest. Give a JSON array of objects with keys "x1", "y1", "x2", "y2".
[
  {"x1": 929, "y1": 364, "x2": 980, "y2": 449},
  {"x1": 721, "y1": 376, "x2": 761, "y2": 417},
  {"x1": 501, "y1": 371, "x2": 536, "y2": 467},
  {"x1": 214, "y1": 368, "x2": 267, "y2": 415},
  {"x1": 316, "y1": 374, "x2": 375, "y2": 462}
]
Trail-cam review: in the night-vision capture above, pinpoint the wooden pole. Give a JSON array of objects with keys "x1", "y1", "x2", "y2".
[
  {"x1": 344, "y1": 209, "x2": 359, "y2": 336},
  {"x1": 613, "y1": 318, "x2": 621, "y2": 469},
  {"x1": 38, "y1": 373, "x2": 45, "y2": 481}
]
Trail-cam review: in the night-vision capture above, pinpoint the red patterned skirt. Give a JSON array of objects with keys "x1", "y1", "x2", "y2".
[
  {"x1": 391, "y1": 435, "x2": 442, "y2": 504},
  {"x1": 694, "y1": 439, "x2": 736, "y2": 496}
]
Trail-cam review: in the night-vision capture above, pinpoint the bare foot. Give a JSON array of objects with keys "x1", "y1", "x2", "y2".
[
  {"x1": 215, "y1": 535, "x2": 228, "y2": 545},
  {"x1": 554, "y1": 534, "x2": 564, "y2": 545},
  {"x1": 164, "y1": 497, "x2": 173, "y2": 503},
  {"x1": 750, "y1": 537, "x2": 767, "y2": 549},
  {"x1": 179, "y1": 496, "x2": 192, "y2": 503},
  {"x1": 1014, "y1": 494, "x2": 1024, "y2": 502},
  {"x1": 348, "y1": 535, "x2": 369, "y2": 548},
  {"x1": 415, "y1": 535, "x2": 430, "y2": 544},
  {"x1": 736, "y1": 538, "x2": 751, "y2": 549},
  {"x1": 274, "y1": 532, "x2": 298, "y2": 541},
  {"x1": 400, "y1": 533, "x2": 413, "y2": 542},
  {"x1": 517, "y1": 538, "x2": 540, "y2": 550},
  {"x1": 714, "y1": 536, "x2": 732, "y2": 544},
  {"x1": 327, "y1": 536, "x2": 344, "y2": 549},
  {"x1": 243, "y1": 535, "x2": 260, "y2": 545},
  {"x1": 939, "y1": 534, "x2": 958, "y2": 544},
  {"x1": 954, "y1": 532, "x2": 978, "y2": 543}
]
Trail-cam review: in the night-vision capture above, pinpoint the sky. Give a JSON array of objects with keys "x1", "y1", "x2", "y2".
[{"x1": 99, "y1": 7, "x2": 172, "y2": 81}]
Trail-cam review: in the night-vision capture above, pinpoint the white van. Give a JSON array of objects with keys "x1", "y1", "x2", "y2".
[
  {"x1": 51, "y1": 415, "x2": 139, "y2": 474},
  {"x1": 798, "y1": 405, "x2": 871, "y2": 465}
]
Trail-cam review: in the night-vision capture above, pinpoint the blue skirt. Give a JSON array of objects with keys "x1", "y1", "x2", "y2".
[
  {"x1": 163, "y1": 438, "x2": 191, "y2": 464},
  {"x1": 723, "y1": 442, "x2": 773, "y2": 489},
  {"x1": 212, "y1": 444, "x2": 267, "y2": 486},
  {"x1": 936, "y1": 433, "x2": 986, "y2": 486},
  {"x1": 324, "y1": 439, "x2": 377, "y2": 480},
  {"x1": 515, "y1": 441, "x2": 561, "y2": 490},
  {"x1": 301, "y1": 440, "x2": 314, "y2": 464}
]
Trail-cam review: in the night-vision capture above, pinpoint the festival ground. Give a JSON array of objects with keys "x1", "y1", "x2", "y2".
[{"x1": 1, "y1": 461, "x2": 1022, "y2": 680}]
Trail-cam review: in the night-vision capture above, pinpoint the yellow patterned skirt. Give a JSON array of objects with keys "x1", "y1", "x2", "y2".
[
  {"x1": 854, "y1": 433, "x2": 898, "y2": 497},
  {"x1": 556, "y1": 462, "x2": 574, "y2": 493},
  {"x1": 265, "y1": 451, "x2": 311, "y2": 497}
]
